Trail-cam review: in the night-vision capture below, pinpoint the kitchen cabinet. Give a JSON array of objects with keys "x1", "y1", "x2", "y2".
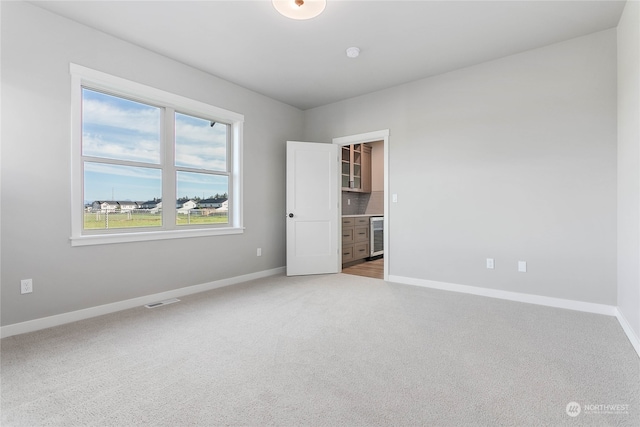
[
  {"x1": 342, "y1": 216, "x2": 370, "y2": 265},
  {"x1": 341, "y1": 144, "x2": 371, "y2": 193}
]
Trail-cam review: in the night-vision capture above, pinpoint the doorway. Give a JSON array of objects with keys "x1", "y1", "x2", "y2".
[{"x1": 333, "y1": 130, "x2": 389, "y2": 281}]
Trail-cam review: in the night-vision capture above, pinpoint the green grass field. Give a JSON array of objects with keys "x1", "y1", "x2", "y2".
[{"x1": 84, "y1": 212, "x2": 228, "y2": 229}]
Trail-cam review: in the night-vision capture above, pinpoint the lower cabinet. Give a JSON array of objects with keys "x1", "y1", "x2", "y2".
[{"x1": 342, "y1": 217, "x2": 369, "y2": 266}]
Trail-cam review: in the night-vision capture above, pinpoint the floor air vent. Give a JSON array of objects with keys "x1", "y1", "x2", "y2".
[{"x1": 145, "y1": 298, "x2": 180, "y2": 309}]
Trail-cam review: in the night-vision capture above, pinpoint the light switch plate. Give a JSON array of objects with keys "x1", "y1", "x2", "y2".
[
  {"x1": 486, "y1": 258, "x2": 495, "y2": 269},
  {"x1": 518, "y1": 261, "x2": 527, "y2": 272}
]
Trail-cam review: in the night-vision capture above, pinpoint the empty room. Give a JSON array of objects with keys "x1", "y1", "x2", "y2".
[{"x1": 1, "y1": 0, "x2": 639, "y2": 426}]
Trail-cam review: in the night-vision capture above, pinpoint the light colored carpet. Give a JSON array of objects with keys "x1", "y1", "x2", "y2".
[{"x1": 1, "y1": 273, "x2": 638, "y2": 426}]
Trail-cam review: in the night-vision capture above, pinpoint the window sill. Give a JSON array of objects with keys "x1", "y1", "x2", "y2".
[{"x1": 70, "y1": 227, "x2": 244, "y2": 247}]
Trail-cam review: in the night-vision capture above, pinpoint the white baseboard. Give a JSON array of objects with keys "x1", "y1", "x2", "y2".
[
  {"x1": 5, "y1": 269, "x2": 638, "y2": 360},
  {"x1": 388, "y1": 275, "x2": 617, "y2": 316},
  {"x1": 388, "y1": 275, "x2": 640, "y2": 358},
  {"x1": 0, "y1": 267, "x2": 285, "y2": 339},
  {"x1": 614, "y1": 308, "x2": 640, "y2": 359}
]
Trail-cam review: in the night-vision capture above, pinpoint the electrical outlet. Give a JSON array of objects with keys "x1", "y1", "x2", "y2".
[
  {"x1": 21, "y1": 279, "x2": 33, "y2": 294},
  {"x1": 257, "y1": 248, "x2": 262, "y2": 257},
  {"x1": 486, "y1": 258, "x2": 495, "y2": 269}
]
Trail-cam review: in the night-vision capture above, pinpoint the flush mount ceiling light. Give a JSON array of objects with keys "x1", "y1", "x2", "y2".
[{"x1": 272, "y1": 0, "x2": 326, "y2": 20}]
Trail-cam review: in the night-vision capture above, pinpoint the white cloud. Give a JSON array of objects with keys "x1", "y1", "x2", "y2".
[
  {"x1": 85, "y1": 162, "x2": 161, "y2": 180},
  {"x1": 175, "y1": 121, "x2": 227, "y2": 170},
  {"x1": 83, "y1": 97, "x2": 160, "y2": 135},
  {"x1": 175, "y1": 121, "x2": 226, "y2": 143},
  {"x1": 83, "y1": 95, "x2": 226, "y2": 170},
  {"x1": 177, "y1": 171, "x2": 227, "y2": 185},
  {"x1": 175, "y1": 149, "x2": 226, "y2": 170},
  {"x1": 83, "y1": 133, "x2": 161, "y2": 164}
]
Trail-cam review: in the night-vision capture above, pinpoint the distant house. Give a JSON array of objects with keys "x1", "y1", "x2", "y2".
[
  {"x1": 92, "y1": 201, "x2": 117, "y2": 213},
  {"x1": 91, "y1": 201, "x2": 139, "y2": 213},
  {"x1": 177, "y1": 200, "x2": 197, "y2": 214},
  {"x1": 199, "y1": 197, "x2": 226, "y2": 208},
  {"x1": 216, "y1": 200, "x2": 229, "y2": 212},
  {"x1": 140, "y1": 200, "x2": 160, "y2": 210},
  {"x1": 118, "y1": 201, "x2": 139, "y2": 213},
  {"x1": 150, "y1": 202, "x2": 162, "y2": 214}
]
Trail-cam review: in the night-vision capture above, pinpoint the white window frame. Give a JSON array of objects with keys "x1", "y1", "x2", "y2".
[{"x1": 70, "y1": 64, "x2": 244, "y2": 246}]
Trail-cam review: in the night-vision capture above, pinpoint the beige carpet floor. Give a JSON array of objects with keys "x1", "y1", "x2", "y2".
[{"x1": 1, "y1": 273, "x2": 639, "y2": 426}]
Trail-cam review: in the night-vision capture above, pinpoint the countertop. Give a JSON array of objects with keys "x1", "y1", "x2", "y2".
[{"x1": 342, "y1": 214, "x2": 383, "y2": 217}]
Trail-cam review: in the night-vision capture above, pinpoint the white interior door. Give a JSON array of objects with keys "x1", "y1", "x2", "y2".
[{"x1": 286, "y1": 141, "x2": 339, "y2": 276}]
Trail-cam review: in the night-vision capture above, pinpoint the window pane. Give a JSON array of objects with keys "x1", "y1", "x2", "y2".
[
  {"x1": 176, "y1": 171, "x2": 228, "y2": 226},
  {"x1": 82, "y1": 88, "x2": 161, "y2": 164},
  {"x1": 84, "y1": 162, "x2": 162, "y2": 230},
  {"x1": 175, "y1": 112, "x2": 227, "y2": 171}
]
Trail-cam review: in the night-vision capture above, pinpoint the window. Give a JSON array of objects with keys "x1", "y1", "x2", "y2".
[{"x1": 70, "y1": 64, "x2": 244, "y2": 246}]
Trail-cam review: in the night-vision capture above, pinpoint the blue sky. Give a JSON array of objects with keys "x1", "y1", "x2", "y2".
[{"x1": 82, "y1": 89, "x2": 228, "y2": 202}]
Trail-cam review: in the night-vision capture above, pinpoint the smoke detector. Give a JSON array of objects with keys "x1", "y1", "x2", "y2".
[{"x1": 346, "y1": 47, "x2": 360, "y2": 58}]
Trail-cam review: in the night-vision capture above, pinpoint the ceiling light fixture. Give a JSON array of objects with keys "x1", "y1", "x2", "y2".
[
  {"x1": 272, "y1": 0, "x2": 326, "y2": 20},
  {"x1": 346, "y1": 47, "x2": 360, "y2": 58}
]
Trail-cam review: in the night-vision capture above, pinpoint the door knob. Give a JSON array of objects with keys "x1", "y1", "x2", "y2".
[{"x1": 288, "y1": 213, "x2": 294, "y2": 218}]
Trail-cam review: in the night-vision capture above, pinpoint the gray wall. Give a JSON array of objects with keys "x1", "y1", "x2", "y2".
[
  {"x1": 0, "y1": 2, "x2": 626, "y2": 328},
  {"x1": 304, "y1": 29, "x2": 618, "y2": 305},
  {"x1": 370, "y1": 141, "x2": 384, "y2": 192},
  {"x1": 617, "y1": 0, "x2": 640, "y2": 341},
  {"x1": 0, "y1": 2, "x2": 303, "y2": 326}
]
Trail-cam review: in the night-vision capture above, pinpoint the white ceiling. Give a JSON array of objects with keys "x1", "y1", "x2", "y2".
[{"x1": 31, "y1": 0, "x2": 626, "y2": 110}]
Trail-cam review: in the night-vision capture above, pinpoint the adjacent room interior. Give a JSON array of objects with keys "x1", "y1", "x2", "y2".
[
  {"x1": 2, "y1": 0, "x2": 639, "y2": 425},
  {"x1": 340, "y1": 139, "x2": 385, "y2": 280}
]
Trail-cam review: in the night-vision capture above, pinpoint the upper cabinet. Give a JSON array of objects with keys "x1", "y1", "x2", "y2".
[{"x1": 341, "y1": 143, "x2": 371, "y2": 193}]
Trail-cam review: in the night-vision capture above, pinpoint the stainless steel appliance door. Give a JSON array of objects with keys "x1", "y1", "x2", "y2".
[{"x1": 370, "y1": 217, "x2": 384, "y2": 256}]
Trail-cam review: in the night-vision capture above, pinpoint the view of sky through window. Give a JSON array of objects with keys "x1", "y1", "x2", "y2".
[
  {"x1": 175, "y1": 112, "x2": 227, "y2": 171},
  {"x1": 82, "y1": 88, "x2": 161, "y2": 164},
  {"x1": 82, "y1": 89, "x2": 229, "y2": 204},
  {"x1": 84, "y1": 162, "x2": 162, "y2": 203},
  {"x1": 177, "y1": 172, "x2": 229, "y2": 202}
]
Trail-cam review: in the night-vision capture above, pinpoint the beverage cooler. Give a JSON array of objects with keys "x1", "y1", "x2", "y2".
[{"x1": 370, "y1": 216, "x2": 384, "y2": 257}]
